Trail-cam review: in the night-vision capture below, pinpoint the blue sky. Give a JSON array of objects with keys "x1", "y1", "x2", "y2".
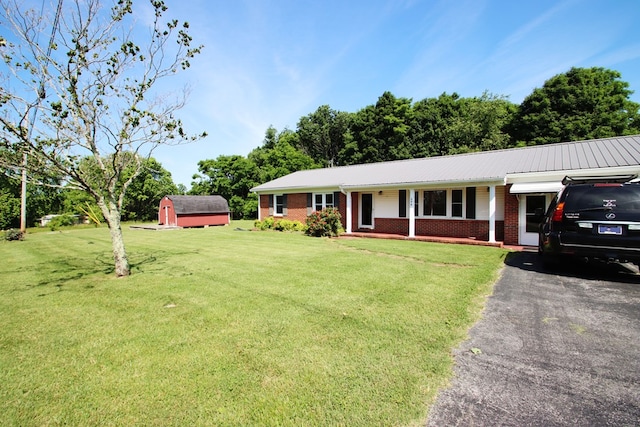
[{"x1": 135, "y1": 1, "x2": 640, "y2": 186}]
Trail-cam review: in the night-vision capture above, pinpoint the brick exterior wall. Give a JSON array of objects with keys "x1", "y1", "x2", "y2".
[
  {"x1": 258, "y1": 190, "x2": 513, "y2": 243},
  {"x1": 259, "y1": 194, "x2": 270, "y2": 221},
  {"x1": 415, "y1": 218, "x2": 504, "y2": 241},
  {"x1": 283, "y1": 193, "x2": 308, "y2": 223},
  {"x1": 503, "y1": 184, "x2": 519, "y2": 245},
  {"x1": 259, "y1": 192, "x2": 349, "y2": 228},
  {"x1": 358, "y1": 218, "x2": 409, "y2": 235}
]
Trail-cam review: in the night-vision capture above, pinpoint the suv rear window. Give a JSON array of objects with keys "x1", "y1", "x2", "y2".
[{"x1": 563, "y1": 185, "x2": 640, "y2": 212}]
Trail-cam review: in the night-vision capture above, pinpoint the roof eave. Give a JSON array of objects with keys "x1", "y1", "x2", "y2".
[
  {"x1": 506, "y1": 165, "x2": 640, "y2": 184},
  {"x1": 251, "y1": 177, "x2": 506, "y2": 194}
]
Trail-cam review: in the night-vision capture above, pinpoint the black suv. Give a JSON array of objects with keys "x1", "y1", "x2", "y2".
[{"x1": 538, "y1": 175, "x2": 640, "y2": 267}]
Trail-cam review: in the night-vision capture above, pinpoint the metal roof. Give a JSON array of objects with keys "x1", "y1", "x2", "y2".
[
  {"x1": 251, "y1": 135, "x2": 640, "y2": 192},
  {"x1": 165, "y1": 195, "x2": 230, "y2": 214}
]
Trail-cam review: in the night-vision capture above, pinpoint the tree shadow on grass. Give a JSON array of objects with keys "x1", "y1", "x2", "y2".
[{"x1": 24, "y1": 248, "x2": 195, "y2": 296}]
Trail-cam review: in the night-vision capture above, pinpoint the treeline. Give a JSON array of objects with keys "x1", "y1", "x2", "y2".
[
  {"x1": 0, "y1": 158, "x2": 181, "y2": 229},
  {"x1": 190, "y1": 67, "x2": 640, "y2": 218},
  {"x1": 2, "y1": 66, "x2": 639, "y2": 227}
]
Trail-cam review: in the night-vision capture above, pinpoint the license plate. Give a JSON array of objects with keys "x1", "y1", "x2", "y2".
[{"x1": 598, "y1": 225, "x2": 622, "y2": 235}]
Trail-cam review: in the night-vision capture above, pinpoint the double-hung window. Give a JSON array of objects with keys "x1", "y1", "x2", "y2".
[
  {"x1": 423, "y1": 190, "x2": 446, "y2": 216},
  {"x1": 314, "y1": 193, "x2": 334, "y2": 211},
  {"x1": 452, "y1": 189, "x2": 463, "y2": 217},
  {"x1": 275, "y1": 195, "x2": 285, "y2": 215}
]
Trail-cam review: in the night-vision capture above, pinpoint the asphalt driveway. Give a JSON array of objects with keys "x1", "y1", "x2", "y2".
[{"x1": 426, "y1": 251, "x2": 640, "y2": 426}]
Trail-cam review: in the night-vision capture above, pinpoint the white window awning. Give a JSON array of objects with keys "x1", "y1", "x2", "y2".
[{"x1": 510, "y1": 181, "x2": 563, "y2": 194}]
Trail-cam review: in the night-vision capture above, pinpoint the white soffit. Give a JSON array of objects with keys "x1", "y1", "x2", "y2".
[{"x1": 510, "y1": 181, "x2": 563, "y2": 194}]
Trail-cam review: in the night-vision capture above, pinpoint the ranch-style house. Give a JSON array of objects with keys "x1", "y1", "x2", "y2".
[{"x1": 251, "y1": 135, "x2": 640, "y2": 246}]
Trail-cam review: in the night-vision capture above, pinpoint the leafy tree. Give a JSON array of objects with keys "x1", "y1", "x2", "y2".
[
  {"x1": 409, "y1": 92, "x2": 516, "y2": 156},
  {"x1": 296, "y1": 105, "x2": 351, "y2": 167},
  {"x1": 337, "y1": 91, "x2": 515, "y2": 164},
  {"x1": 0, "y1": 167, "x2": 64, "y2": 228},
  {"x1": 410, "y1": 93, "x2": 462, "y2": 157},
  {"x1": 0, "y1": 173, "x2": 20, "y2": 229},
  {"x1": 191, "y1": 155, "x2": 259, "y2": 220},
  {"x1": 62, "y1": 188, "x2": 101, "y2": 222},
  {"x1": 0, "y1": 188, "x2": 20, "y2": 230},
  {"x1": 512, "y1": 67, "x2": 640, "y2": 145},
  {"x1": 343, "y1": 92, "x2": 414, "y2": 164},
  {"x1": 0, "y1": 0, "x2": 204, "y2": 276},
  {"x1": 249, "y1": 128, "x2": 319, "y2": 183},
  {"x1": 65, "y1": 155, "x2": 179, "y2": 222},
  {"x1": 192, "y1": 128, "x2": 318, "y2": 219},
  {"x1": 121, "y1": 158, "x2": 179, "y2": 222}
]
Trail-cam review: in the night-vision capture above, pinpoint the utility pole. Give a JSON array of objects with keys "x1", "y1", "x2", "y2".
[
  {"x1": 18, "y1": 0, "x2": 64, "y2": 232},
  {"x1": 20, "y1": 152, "x2": 27, "y2": 232}
]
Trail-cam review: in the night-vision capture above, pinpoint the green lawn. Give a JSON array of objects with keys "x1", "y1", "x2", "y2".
[{"x1": 0, "y1": 222, "x2": 508, "y2": 426}]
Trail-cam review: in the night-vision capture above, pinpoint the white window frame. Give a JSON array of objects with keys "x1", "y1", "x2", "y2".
[
  {"x1": 451, "y1": 188, "x2": 464, "y2": 218},
  {"x1": 275, "y1": 194, "x2": 284, "y2": 216},
  {"x1": 411, "y1": 189, "x2": 468, "y2": 219},
  {"x1": 422, "y1": 189, "x2": 447, "y2": 217},
  {"x1": 313, "y1": 193, "x2": 334, "y2": 211}
]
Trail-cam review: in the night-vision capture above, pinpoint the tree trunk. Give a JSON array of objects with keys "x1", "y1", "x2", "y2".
[{"x1": 101, "y1": 202, "x2": 130, "y2": 277}]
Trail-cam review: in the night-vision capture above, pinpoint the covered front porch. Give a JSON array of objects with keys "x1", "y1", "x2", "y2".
[{"x1": 341, "y1": 184, "x2": 503, "y2": 244}]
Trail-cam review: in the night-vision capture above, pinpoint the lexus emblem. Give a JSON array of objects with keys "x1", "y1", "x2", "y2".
[{"x1": 605, "y1": 212, "x2": 616, "y2": 220}]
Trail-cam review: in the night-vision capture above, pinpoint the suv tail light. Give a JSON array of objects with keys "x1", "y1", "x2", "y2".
[{"x1": 552, "y1": 202, "x2": 565, "y2": 222}]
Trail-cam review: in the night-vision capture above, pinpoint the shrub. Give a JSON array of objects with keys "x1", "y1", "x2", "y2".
[
  {"x1": 305, "y1": 207, "x2": 343, "y2": 237},
  {"x1": 274, "y1": 219, "x2": 290, "y2": 231},
  {"x1": 255, "y1": 217, "x2": 305, "y2": 232},
  {"x1": 255, "y1": 217, "x2": 275, "y2": 231},
  {"x1": 3, "y1": 229, "x2": 24, "y2": 241},
  {"x1": 274, "y1": 219, "x2": 305, "y2": 232},
  {"x1": 48, "y1": 214, "x2": 77, "y2": 231}
]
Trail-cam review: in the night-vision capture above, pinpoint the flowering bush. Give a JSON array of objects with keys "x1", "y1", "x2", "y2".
[{"x1": 305, "y1": 207, "x2": 343, "y2": 237}]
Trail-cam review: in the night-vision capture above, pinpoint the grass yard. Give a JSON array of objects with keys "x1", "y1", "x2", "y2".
[{"x1": 0, "y1": 222, "x2": 508, "y2": 426}]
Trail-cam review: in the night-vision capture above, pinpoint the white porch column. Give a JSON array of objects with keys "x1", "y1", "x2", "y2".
[
  {"x1": 408, "y1": 188, "x2": 415, "y2": 238},
  {"x1": 488, "y1": 185, "x2": 496, "y2": 243},
  {"x1": 256, "y1": 194, "x2": 261, "y2": 221},
  {"x1": 345, "y1": 191, "x2": 352, "y2": 234}
]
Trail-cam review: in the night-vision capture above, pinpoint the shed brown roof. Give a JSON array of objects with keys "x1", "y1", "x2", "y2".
[{"x1": 166, "y1": 195, "x2": 230, "y2": 214}]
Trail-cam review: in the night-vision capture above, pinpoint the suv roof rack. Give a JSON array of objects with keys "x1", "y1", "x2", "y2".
[{"x1": 562, "y1": 175, "x2": 638, "y2": 185}]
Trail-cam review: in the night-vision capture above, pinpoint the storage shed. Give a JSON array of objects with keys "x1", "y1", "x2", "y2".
[{"x1": 158, "y1": 195, "x2": 230, "y2": 228}]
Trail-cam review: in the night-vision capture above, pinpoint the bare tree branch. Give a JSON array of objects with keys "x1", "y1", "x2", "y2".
[{"x1": 0, "y1": 0, "x2": 205, "y2": 276}]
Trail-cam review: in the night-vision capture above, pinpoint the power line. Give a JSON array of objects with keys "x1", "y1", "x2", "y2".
[{"x1": 20, "y1": 0, "x2": 64, "y2": 232}]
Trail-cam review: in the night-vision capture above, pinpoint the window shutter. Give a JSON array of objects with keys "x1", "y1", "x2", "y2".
[
  {"x1": 268, "y1": 194, "x2": 274, "y2": 216},
  {"x1": 282, "y1": 194, "x2": 288, "y2": 216},
  {"x1": 466, "y1": 187, "x2": 476, "y2": 219},
  {"x1": 399, "y1": 190, "x2": 407, "y2": 218},
  {"x1": 307, "y1": 193, "x2": 313, "y2": 215},
  {"x1": 333, "y1": 191, "x2": 340, "y2": 209}
]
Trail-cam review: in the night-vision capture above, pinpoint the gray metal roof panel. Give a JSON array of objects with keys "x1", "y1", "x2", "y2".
[
  {"x1": 166, "y1": 195, "x2": 230, "y2": 214},
  {"x1": 251, "y1": 135, "x2": 640, "y2": 192}
]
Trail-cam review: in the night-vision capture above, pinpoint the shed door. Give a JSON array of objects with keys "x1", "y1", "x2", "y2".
[{"x1": 162, "y1": 204, "x2": 177, "y2": 226}]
